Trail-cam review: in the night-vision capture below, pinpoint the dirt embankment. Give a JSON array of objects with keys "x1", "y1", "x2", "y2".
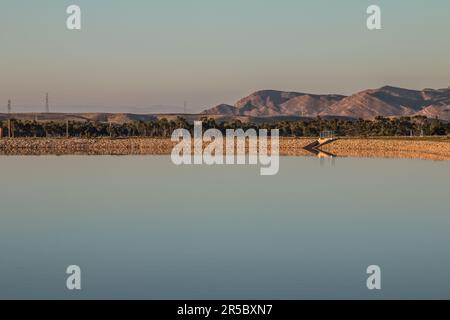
[
  {"x1": 321, "y1": 138, "x2": 450, "y2": 161},
  {"x1": 0, "y1": 137, "x2": 449, "y2": 161},
  {"x1": 0, "y1": 138, "x2": 176, "y2": 155}
]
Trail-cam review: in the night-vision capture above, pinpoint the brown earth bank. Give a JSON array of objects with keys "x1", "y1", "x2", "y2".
[
  {"x1": 0, "y1": 137, "x2": 449, "y2": 161},
  {"x1": 320, "y1": 138, "x2": 450, "y2": 161}
]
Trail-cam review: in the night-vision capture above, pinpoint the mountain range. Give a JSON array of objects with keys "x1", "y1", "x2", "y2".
[
  {"x1": 1, "y1": 86, "x2": 449, "y2": 124},
  {"x1": 202, "y1": 86, "x2": 450, "y2": 121}
]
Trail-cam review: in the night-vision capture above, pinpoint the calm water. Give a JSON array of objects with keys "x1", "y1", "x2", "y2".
[{"x1": 0, "y1": 156, "x2": 449, "y2": 299}]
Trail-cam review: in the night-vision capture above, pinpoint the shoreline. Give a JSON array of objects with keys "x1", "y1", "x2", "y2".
[{"x1": 0, "y1": 137, "x2": 449, "y2": 161}]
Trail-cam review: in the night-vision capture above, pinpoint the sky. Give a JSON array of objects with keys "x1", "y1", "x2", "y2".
[{"x1": 1, "y1": 0, "x2": 450, "y2": 113}]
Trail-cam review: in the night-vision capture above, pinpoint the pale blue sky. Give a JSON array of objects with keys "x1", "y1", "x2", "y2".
[{"x1": 1, "y1": 0, "x2": 449, "y2": 113}]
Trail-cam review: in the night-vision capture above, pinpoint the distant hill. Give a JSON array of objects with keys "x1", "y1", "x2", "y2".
[
  {"x1": 415, "y1": 105, "x2": 450, "y2": 121},
  {"x1": 203, "y1": 90, "x2": 346, "y2": 117},
  {"x1": 0, "y1": 113, "x2": 158, "y2": 123},
  {"x1": 202, "y1": 86, "x2": 450, "y2": 120},
  {"x1": 0, "y1": 112, "x2": 353, "y2": 125},
  {"x1": 202, "y1": 104, "x2": 238, "y2": 116}
]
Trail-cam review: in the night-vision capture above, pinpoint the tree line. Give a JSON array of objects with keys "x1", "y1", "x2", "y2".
[{"x1": 0, "y1": 116, "x2": 448, "y2": 138}]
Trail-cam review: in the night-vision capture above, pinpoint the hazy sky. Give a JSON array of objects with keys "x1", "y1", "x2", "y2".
[{"x1": 1, "y1": 0, "x2": 450, "y2": 113}]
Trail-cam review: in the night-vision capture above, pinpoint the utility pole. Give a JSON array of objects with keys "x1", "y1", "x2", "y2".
[
  {"x1": 66, "y1": 119, "x2": 69, "y2": 138},
  {"x1": 183, "y1": 101, "x2": 187, "y2": 114},
  {"x1": 7, "y1": 99, "x2": 12, "y2": 138},
  {"x1": 45, "y1": 93, "x2": 49, "y2": 113},
  {"x1": 8, "y1": 119, "x2": 14, "y2": 138}
]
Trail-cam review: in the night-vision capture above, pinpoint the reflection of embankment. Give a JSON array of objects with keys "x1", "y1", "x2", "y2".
[{"x1": 0, "y1": 138, "x2": 449, "y2": 161}]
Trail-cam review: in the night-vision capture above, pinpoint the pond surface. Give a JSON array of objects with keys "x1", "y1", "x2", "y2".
[{"x1": 0, "y1": 156, "x2": 449, "y2": 299}]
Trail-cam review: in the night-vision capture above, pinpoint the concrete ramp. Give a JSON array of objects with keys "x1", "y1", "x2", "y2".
[
  {"x1": 317, "y1": 137, "x2": 337, "y2": 148},
  {"x1": 303, "y1": 137, "x2": 338, "y2": 157}
]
